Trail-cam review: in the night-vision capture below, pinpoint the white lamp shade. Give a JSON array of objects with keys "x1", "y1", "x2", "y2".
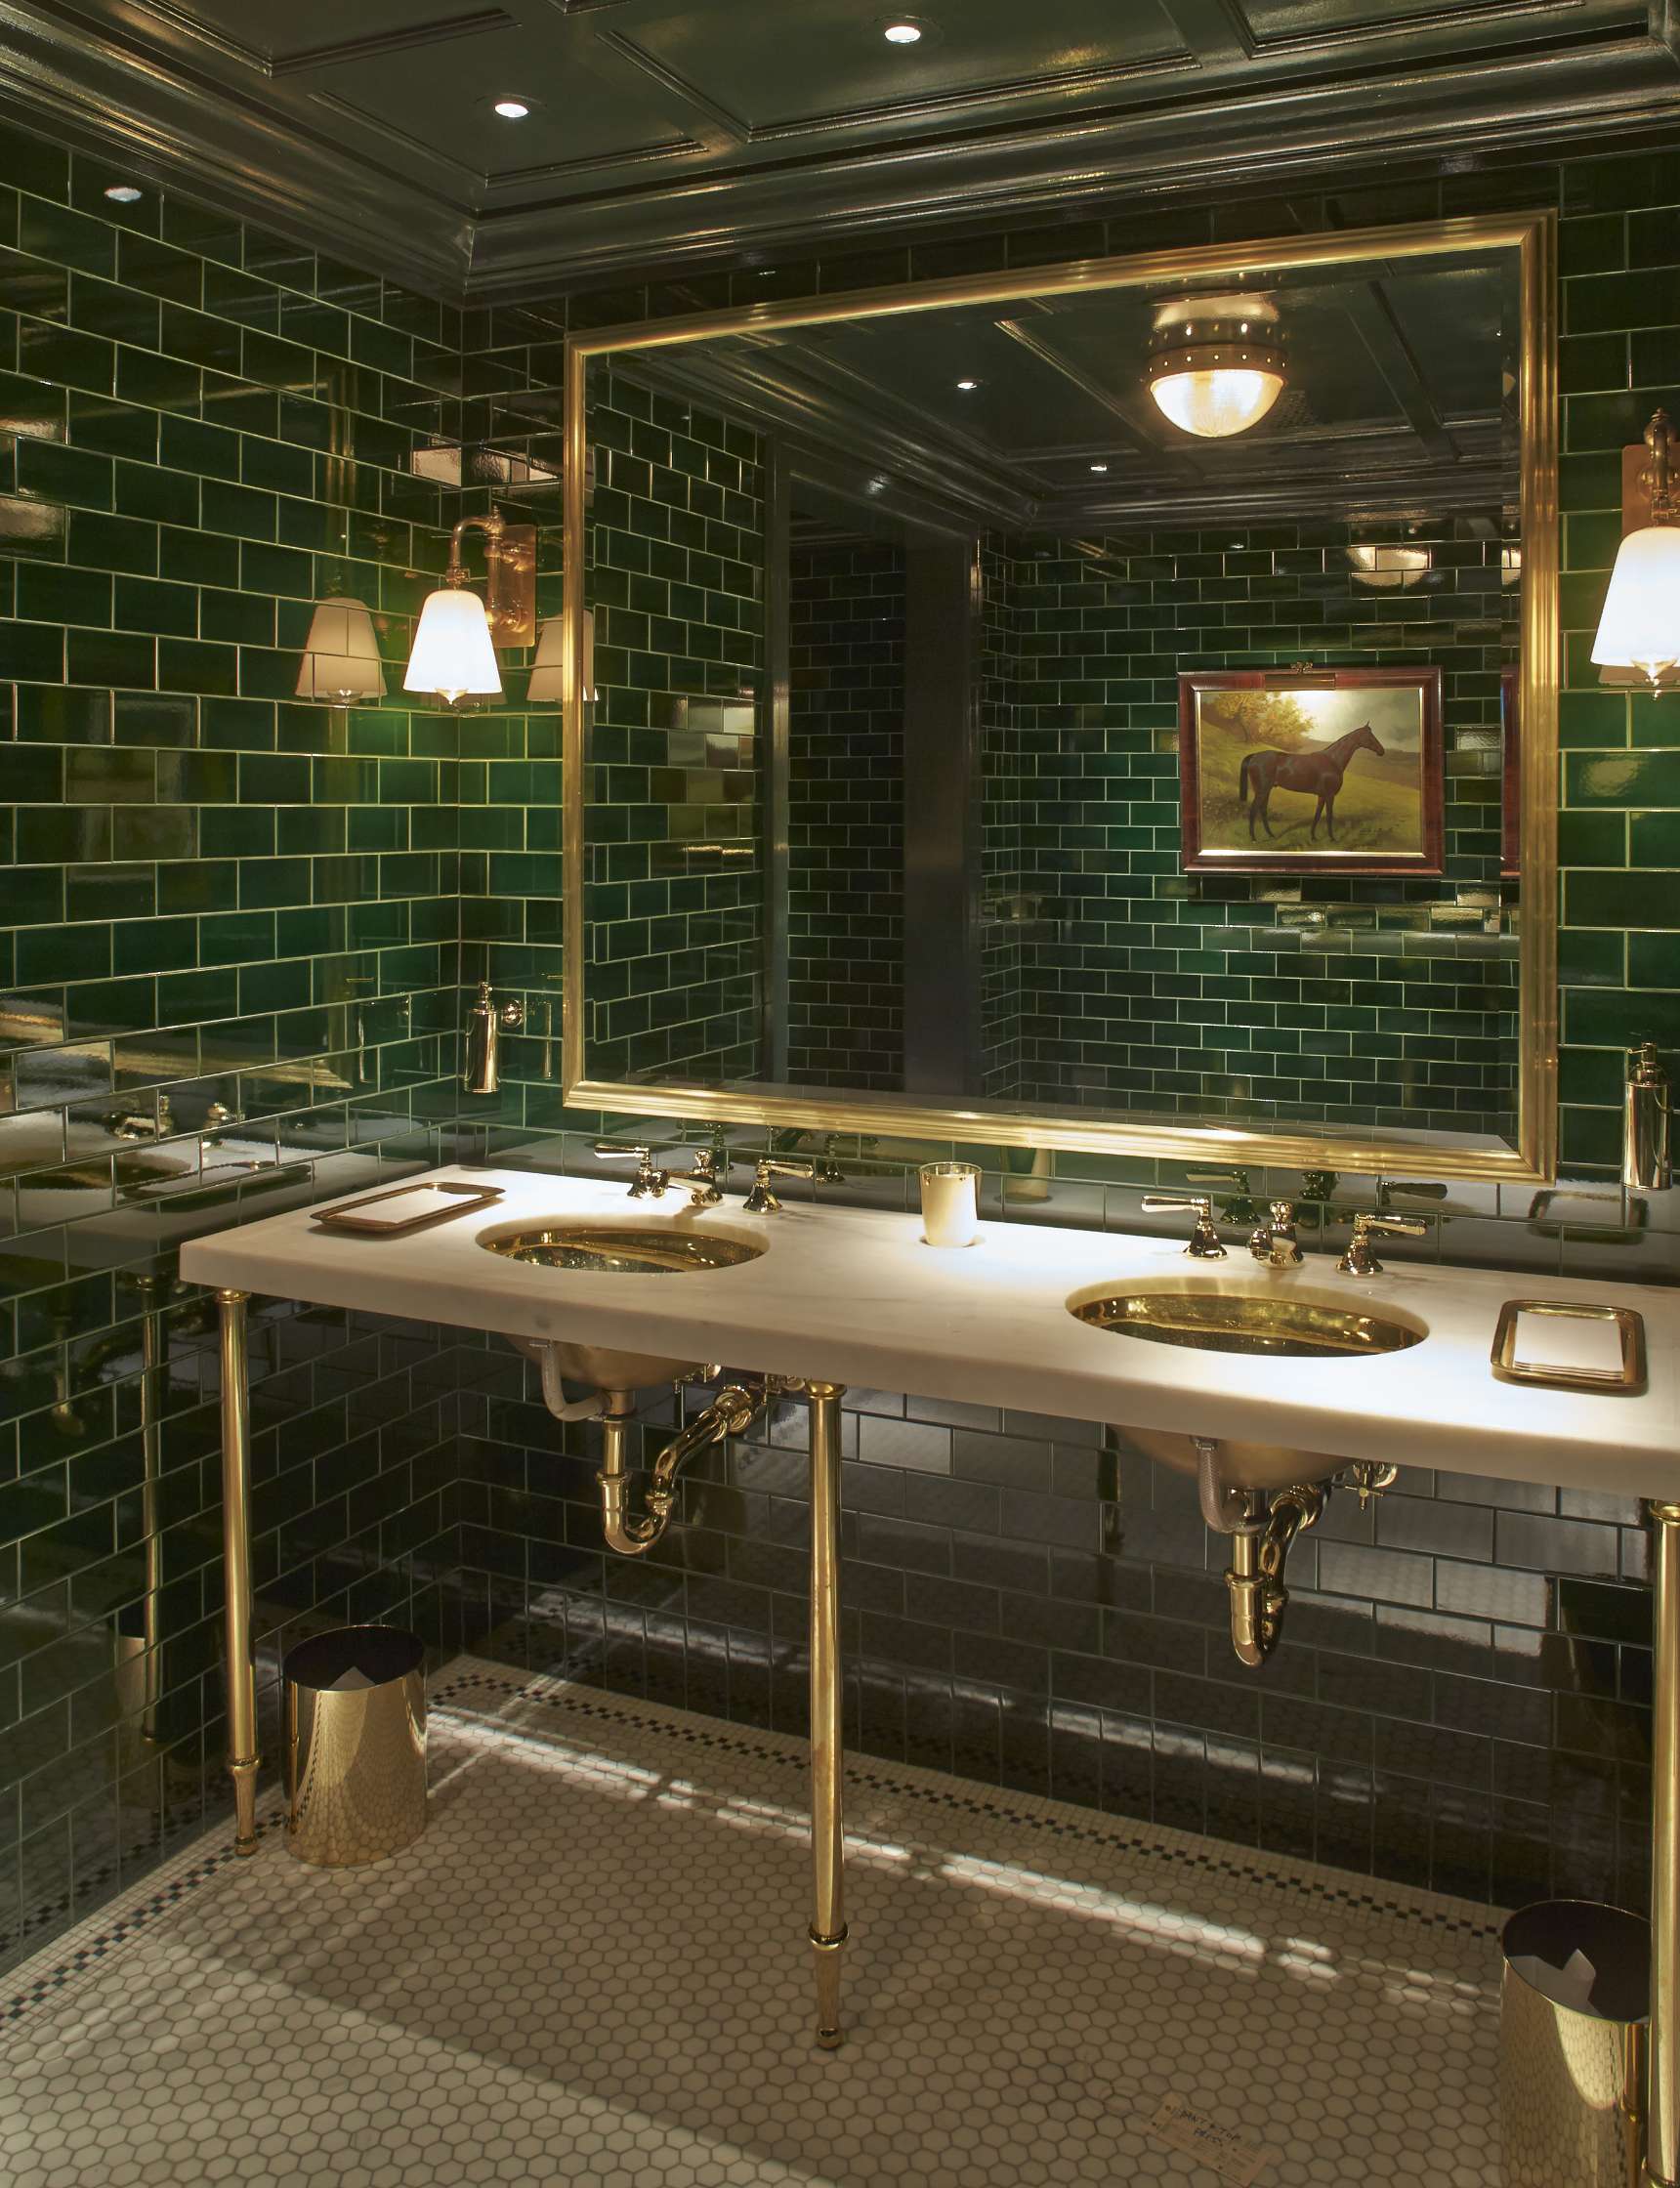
[
  {"x1": 403, "y1": 585, "x2": 502, "y2": 702},
  {"x1": 1149, "y1": 366, "x2": 1283, "y2": 440},
  {"x1": 1592, "y1": 526, "x2": 1680, "y2": 682},
  {"x1": 526, "y1": 608, "x2": 595, "y2": 704},
  {"x1": 295, "y1": 596, "x2": 384, "y2": 702}
]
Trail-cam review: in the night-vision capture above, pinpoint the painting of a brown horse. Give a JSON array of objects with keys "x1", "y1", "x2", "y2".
[{"x1": 1238, "y1": 722, "x2": 1384, "y2": 842}]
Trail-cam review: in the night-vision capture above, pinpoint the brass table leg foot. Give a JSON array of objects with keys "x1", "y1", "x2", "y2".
[
  {"x1": 812, "y1": 1925, "x2": 847, "y2": 2049},
  {"x1": 231, "y1": 1758, "x2": 260, "y2": 1857},
  {"x1": 806, "y1": 1381, "x2": 847, "y2": 2050}
]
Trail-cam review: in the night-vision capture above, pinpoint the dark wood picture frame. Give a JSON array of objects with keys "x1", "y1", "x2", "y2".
[
  {"x1": 1500, "y1": 667, "x2": 1521, "y2": 877},
  {"x1": 1177, "y1": 667, "x2": 1446, "y2": 876}
]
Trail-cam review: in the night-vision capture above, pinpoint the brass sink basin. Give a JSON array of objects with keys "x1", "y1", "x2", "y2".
[
  {"x1": 482, "y1": 1223, "x2": 764, "y2": 1276},
  {"x1": 1069, "y1": 1288, "x2": 1425, "y2": 1360},
  {"x1": 1069, "y1": 1284, "x2": 1428, "y2": 1490},
  {"x1": 482, "y1": 1219, "x2": 766, "y2": 1394}
]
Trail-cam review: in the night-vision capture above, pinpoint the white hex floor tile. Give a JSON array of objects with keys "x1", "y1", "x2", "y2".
[{"x1": 0, "y1": 1658, "x2": 1505, "y2": 2187}]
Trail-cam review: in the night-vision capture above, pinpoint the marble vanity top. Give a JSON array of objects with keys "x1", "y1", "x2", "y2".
[{"x1": 179, "y1": 1164, "x2": 1680, "y2": 1499}]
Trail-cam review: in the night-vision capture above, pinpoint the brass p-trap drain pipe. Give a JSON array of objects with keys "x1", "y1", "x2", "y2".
[
  {"x1": 595, "y1": 1382, "x2": 768, "y2": 1557},
  {"x1": 1192, "y1": 1437, "x2": 1329, "y2": 1667}
]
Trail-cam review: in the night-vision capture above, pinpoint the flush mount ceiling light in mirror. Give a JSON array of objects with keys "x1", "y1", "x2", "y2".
[
  {"x1": 879, "y1": 16, "x2": 938, "y2": 42},
  {"x1": 1348, "y1": 543, "x2": 1433, "y2": 590},
  {"x1": 296, "y1": 596, "x2": 384, "y2": 706},
  {"x1": 403, "y1": 508, "x2": 535, "y2": 709},
  {"x1": 1594, "y1": 409, "x2": 1680, "y2": 691},
  {"x1": 1147, "y1": 295, "x2": 1286, "y2": 440}
]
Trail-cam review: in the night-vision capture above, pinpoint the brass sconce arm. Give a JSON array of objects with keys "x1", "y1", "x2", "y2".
[
  {"x1": 441, "y1": 507, "x2": 536, "y2": 646},
  {"x1": 1642, "y1": 410, "x2": 1678, "y2": 526}
]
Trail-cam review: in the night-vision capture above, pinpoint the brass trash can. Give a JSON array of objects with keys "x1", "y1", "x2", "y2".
[
  {"x1": 1500, "y1": 1899, "x2": 1650, "y2": 2188},
  {"x1": 284, "y1": 1625, "x2": 426, "y2": 1868}
]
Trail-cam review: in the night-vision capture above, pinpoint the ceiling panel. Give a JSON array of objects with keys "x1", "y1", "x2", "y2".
[
  {"x1": 152, "y1": 0, "x2": 506, "y2": 67},
  {"x1": 306, "y1": 21, "x2": 695, "y2": 177},
  {"x1": 617, "y1": 0, "x2": 1189, "y2": 134}
]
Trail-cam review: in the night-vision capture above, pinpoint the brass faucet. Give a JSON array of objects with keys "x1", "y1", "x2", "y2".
[
  {"x1": 1141, "y1": 1193, "x2": 1226, "y2": 1258},
  {"x1": 1337, "y1": 1210, "x2": 1428, "y2": 1277},
  {"x1": 1247, "y1": 1200, "x2": 1303, "y2": 1269},
  {"x1": 741, "y1": 1156, "x2": 815, "y2": 1214},
  {"x1": 594, "y1": 1139, "x2": 726, "y2": 1207}
]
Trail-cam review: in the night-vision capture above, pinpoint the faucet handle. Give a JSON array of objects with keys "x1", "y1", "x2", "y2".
[
  {"x1": 1141, "y1": 1193, "x2": 1227, "y2": 1259},
  {"x1": 1337, "y1": 1210, "x2": 1428, "y2": 1277},
  {"x1": 741, "y1": 1156, "x2": 814, "y2": 1215},
  {"x1": 593, "y1": 1141, "x2": 669, "y2": 1199}
]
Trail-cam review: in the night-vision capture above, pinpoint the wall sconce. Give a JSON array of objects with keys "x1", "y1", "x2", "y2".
[
  {"x1": 1147, "y1": 294, "x2": 1286, "y2": 440},
  {"x1": 295, "y1": 596, "x2": 385, "y2": 705},
  {"x1": 526, "y1": 608, "x2": 595, "y2": 706},
  {"x1": 402, "y1": 508, "x2": 536, "y2": 707},
  {"x1": 1593, "y1": 409, "x2": 1680, "y2": 691}
]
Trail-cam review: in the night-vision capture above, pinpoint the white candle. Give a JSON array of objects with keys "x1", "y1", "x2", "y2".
[{"x1": 920, "y1": 1161, "x2": 981, "y2": 1248}]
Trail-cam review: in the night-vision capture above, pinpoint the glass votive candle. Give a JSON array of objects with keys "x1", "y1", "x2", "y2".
[{"x1": 919, "y1": 1161, "x2": 981, "y2": 1248}]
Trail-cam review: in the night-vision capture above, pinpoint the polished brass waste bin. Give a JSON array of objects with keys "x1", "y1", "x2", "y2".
[
  {"x1": 284, "y1": 1625, "x2": 426, "y2": 1868},
  {"x1": 1500, "y1": 1899, "x2": 1650, "y2": 2188}
]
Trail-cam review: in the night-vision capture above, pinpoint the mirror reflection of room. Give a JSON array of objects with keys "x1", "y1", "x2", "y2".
[{"x1": 582, "y1": 235, "x2": 1526, "y2": 1155}]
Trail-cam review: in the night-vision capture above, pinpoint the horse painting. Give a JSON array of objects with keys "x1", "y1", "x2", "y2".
[{"x1": 1238, "y1": 722, "x2": 1384, "y2": 843}]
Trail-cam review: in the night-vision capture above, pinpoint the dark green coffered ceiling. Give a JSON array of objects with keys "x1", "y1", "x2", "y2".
[{"x1": 0, "y1": 0, "x2": 1675, "y2": 298}]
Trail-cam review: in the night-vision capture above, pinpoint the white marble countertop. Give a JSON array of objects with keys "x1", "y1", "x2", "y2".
[{"x1": 179, "y1": 1164, "x2": 1680, "y2": 1498}]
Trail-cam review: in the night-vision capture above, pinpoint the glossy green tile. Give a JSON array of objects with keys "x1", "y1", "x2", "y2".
[
  {"x1": 65, "y1": 628, "x2": 154, "y2": 689},
  {"x1": 157, "y1": 638, "x2": 236, "y2": 695},
  {"x1": 114, "y1": 575, "x2": 196, "y2": 638}
]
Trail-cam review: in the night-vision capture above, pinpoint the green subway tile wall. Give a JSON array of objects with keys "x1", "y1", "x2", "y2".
[
  {"x1": 988, "y1": 522, "x2": 1519, "y2": 1135},
  {"x1": 580, "y1": 371, "x2": 764, "y2": 1086},
  {"x1": 0, "y1": 123, "x2": 475, "y2": 1972},
  {"x1": 788, "y1": 537, "x2": 905, "y2": 1090}
]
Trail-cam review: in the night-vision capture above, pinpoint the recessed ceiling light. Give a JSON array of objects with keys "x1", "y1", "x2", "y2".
[
  {"x1": 955, "y1": 378, "x2": 980, "y2": 392},
  {"x1": 1089, "y1": 462, "x2": 1110, "y2": 474},
  {"x1": 104, "y1": 185, "x2": 143, "y2": 204},
  {"x1": 492, "y1": 98, "x2": 530, "y2": 119},
  {"x1": 883, "y1": 20, "x2": 924, "y2": 42}
]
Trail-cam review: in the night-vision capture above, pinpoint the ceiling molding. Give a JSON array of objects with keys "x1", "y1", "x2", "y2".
[
  {"x1": 1243, "y1": 0, "x2": 1593, "y2": 60},
  {"x1": 466, "y1": 33, "x2": 1679, "y2": 294},
  {"x1": 0, "y1": 0, "x2": 1673, "y2": 303},
  {"x1": 271, "y1": 11, "x2": 519, "y2": 79},
  {"x1": 593, "y1": 25, "x2": 751, "y2": 146}
]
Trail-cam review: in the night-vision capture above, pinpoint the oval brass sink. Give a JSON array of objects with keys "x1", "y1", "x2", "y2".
[
  {"x1": 1070, "y1": 1289, "x2": 1425, "y2": 1360},
  {"x1": 482, "y1": 1224, "x2": 764, "y2": 1276},
  {"x1": 482, "y1": 1219, "x2": 767, "y2": 1395}
]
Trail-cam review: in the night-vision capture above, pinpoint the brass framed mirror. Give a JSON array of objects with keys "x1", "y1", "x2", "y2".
[{"x1": 563, "y1": 212, "x2": 1557, "y2": 1183}]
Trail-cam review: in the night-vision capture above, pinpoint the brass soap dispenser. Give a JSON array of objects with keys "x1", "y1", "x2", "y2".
[
  {"x1": 464, "y1": 981, "x2": 525, "y2": 1095},
  {"x1": 1624, "y1": 1041, "x2": 1671, "y2": 1190}
]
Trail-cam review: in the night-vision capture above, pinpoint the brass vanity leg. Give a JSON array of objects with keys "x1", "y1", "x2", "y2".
[
  {"x1": 218, "y1": 1288, "x2": 260, "y2": 1856},
  {"x1": 1646, "y1": 1502, "x2": 1680, "y2": 2186},
  {"x1": 807, "y1": 1380, "x2": 847, "y2": 2049}
]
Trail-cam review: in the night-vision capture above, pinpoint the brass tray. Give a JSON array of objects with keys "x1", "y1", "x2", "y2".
[
  {"x1": 1491, "y1": 1299, "x2": 1647, "y2": 1396},
  {"x1": 312, "y1": 1181, "x2": 504, "y2": 1237}
]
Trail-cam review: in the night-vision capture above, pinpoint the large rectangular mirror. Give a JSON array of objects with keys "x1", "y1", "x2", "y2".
[{"x1": 563, "y1": 215, "x2": 1556, "y2": 1181}]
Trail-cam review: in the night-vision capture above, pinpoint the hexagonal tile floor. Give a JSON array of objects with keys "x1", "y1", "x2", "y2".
[{"x1": 1, "y1": 1658, "x2": 1504, "y2": 2186}]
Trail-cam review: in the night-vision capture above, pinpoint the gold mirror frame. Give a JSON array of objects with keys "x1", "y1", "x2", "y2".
[{"x1": 563, "y1": 212, "x2": 1558, "y2": 1185}]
